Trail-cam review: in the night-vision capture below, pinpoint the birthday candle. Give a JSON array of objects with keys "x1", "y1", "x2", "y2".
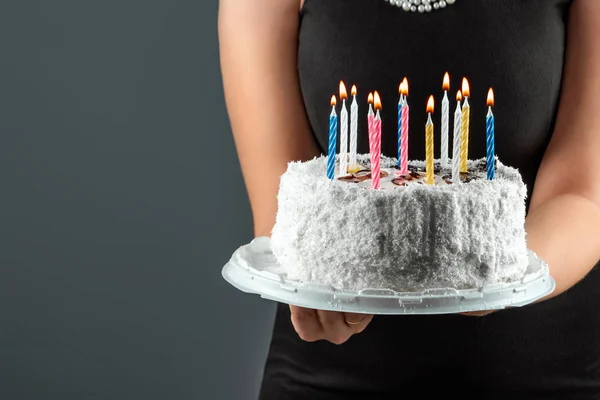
[
  {"x1": 425, "y1": 96, "x2": 435, "y2": 185},
  {"x1": 460, "y1": 78, "x2": 471, "y2": 173},
  {"x1": 339, "y1": 81, "x2": 349, "y2": 176},
  {"x1": 486, "y1": 88, "x2": 495, "y2": 180},
  {"x1": 452, "y1": 90, "x2": 463, "y2": 183},
  {"x1": 441, "y1": 72, "x2": 450, "y2": 168},
  {"x1": 400, "y1": 78, "x2": 410, "y2": 174},
  {"x1": 397, "y1": 82, "x2": 403, "y2": 169},
  {"x1": 349, "y1": 85, "x2": 358, "y2": 172},
  {"x1": 367, "y1": 92, "x2": 375, "y2": 154},
  {"x1": 371, "y1": 92, "x2": 382, "y2": 190},
  {"x1": 327, "y1": 95, "x2": 338, "y2": 180}
]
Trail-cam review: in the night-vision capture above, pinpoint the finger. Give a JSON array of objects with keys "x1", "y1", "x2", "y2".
[
  {"x1": 460, "y1": 310, "x2": 495, "y2": 317},
  {"x1": 343, "y1": 312, "x2": 366, "y2": 326},
  {"x1": 289, "y1": 305, "x2": 323, "y2": 342},
  {"x1": 316, "y1": 310, "x2": 352, "y2": 345},
  {"x1": 344, "y1": 313, "x2": 374, "y2": 333}
]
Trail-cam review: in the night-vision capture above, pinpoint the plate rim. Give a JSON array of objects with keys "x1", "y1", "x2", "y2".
[{"x1": 222, "y1": 238, "x2": 556, "y2": 315}]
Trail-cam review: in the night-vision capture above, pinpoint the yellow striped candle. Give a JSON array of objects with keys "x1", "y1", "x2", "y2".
[
  {"x1": 426, "y1": 95, "x2": 435, "y2": 185},
  {"x1": 460, "y1": 78, "x2": 471, "y2": 173}
]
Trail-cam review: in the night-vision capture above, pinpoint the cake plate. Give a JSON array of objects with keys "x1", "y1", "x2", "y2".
[{"x1": 222, "y1": 237, "x2": 556, "y2": 315}]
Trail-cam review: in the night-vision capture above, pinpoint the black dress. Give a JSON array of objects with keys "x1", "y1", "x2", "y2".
[{"x1": 259, "y1": 1, "x2": 600, "y2": 399}]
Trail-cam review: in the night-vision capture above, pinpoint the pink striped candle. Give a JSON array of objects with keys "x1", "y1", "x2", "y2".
[
  {"x1": 400, "y1": 78, "x2": 410, "y2": 175},
  {"x1": 338, "y1": 81, "x2": 349, "y2": 176},
  {"x1": 370, "y1": 91, "x2": 382, "y2": 190},
  {"x1": 367, "y1": 92, "x2": 375, "y2": 166}
]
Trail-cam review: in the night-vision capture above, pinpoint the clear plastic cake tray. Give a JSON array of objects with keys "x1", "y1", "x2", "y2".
[{"x1": 221, "y1": 237, "x2": 556, "y2": 315}]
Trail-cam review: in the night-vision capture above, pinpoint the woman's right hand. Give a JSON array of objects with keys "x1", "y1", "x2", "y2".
[
  {"x1": 289, "y1": 305, "x2": 373, "y2": 345},
  {"x1": 221, "y1": 1, "x2": 362, "y2": 344}
]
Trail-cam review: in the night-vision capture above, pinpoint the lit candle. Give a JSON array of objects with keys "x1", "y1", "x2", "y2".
[
  {"x1": 400, "y1": 78, "x2": 410, "y2": 175},
  {"x1": 327, "y1": 95, "x2": 338, "y2": 180},
  {"x1": 425, "y1": 95, "x2": 435, "y2": 185},
  {"x1": 486, "y1": 88, "x2": 495, "y2": 180},
  {"x1": 367, "y1": 92, "x2": 374, "y2": 155},
  {"x1": 460, "y1": 78, "x2": 471, "y2": 173},
  {"x1": 349, "y1": 85, "x2": 359, "y2": 172},
  {"x1": 441, "y1": 72, "x2": 450, "y2": 168},
  {"x1": 397, "y1": 82, "x2": 403, "y2": 170},
  {"x1": 339, "y1": 81, "x2": 349, "y2": 176},
  {"x1": 370, "y1": 91, "x2": 382, "y2": 190},
  {"x1": 452, "y1": 90, "x2": 463, "y2": 183}
]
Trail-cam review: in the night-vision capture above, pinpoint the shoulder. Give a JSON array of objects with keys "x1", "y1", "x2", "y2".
[{"x1": 300, "y1": 0, "x2": 305, "y2": 11}]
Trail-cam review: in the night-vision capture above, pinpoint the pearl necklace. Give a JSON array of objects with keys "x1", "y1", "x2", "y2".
[{"x1": 385, "y1": 0, "x2": 456, "y2": 13}]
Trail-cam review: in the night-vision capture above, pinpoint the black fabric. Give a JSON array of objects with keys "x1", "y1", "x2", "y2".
[{"x1": 259, "y1": 1, "x2": 600, "y2": 398}]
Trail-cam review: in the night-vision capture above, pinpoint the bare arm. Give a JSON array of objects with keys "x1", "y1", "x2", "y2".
[
  {"x1": 218, "y1": 0, "x2": 319, "y2": 237},
  {"x1": 526, "y1": 0, "x2": 600, "y2": 298},
  {"x1": 219, "y1": 0, "x2": 372, "y2": 343}
]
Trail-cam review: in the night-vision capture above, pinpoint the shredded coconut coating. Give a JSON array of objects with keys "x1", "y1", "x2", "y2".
[{"x1": 270, "y1": 154, "x2": 529, "y2": 292}]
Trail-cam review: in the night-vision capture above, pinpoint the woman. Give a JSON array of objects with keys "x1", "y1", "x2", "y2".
[{"x1": 219, "y1": 0, "x2": 600, "y2": 398}]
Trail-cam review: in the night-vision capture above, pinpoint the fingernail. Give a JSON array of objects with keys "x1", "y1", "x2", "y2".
[{"x1": 344, "y1": 313, "x2": 366, "y2": 325}]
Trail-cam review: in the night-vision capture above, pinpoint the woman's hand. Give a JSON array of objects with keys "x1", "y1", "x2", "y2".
[
  {"x1": 461, "y1": 310, "x2": 496, "y2": 317},
  {"x1": 469, "y1": 0, "x2": 600, "y2": 309},
  {"x1": 289, "y1": 306, "x2": 373, "y2": 345}
]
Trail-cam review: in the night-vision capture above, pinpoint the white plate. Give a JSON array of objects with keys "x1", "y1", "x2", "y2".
[{"x1": 222, "y1": 237, "x2": 556, "y2": 315}]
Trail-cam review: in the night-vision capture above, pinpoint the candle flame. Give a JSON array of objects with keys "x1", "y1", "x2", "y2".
[
  {"x1": 351, "y1": 85, "x2": 357, "y2": 96},
  {"x1": 374, "y1": 91, "x2": 382, "y2": 110},
  {"x1": 339, "y1": 81, "x2": 348, "y2": 100},
  {"x1": 368, "y1": 92, "x2": 374, "y2": 104},
  {"x1": 443, "y1": 72, "x2": 450, "y2": 91},
  {"x1": 331, "y1": 95, "x2": 337, "y2": 107},
  {"x1": 401, "y1": 78, "x2": 409, "y2": 96},
  {"x1": 462, "y1": 78, "x2": 470, "y2": 98},
  {"x1": 456, "y1": 90, "x2": 463, "y2": 102},
  {"x1": 427, "y1": 95, "x2": 435, "y2": 114},
  {"x1": 487, "y1": 88, "x2": 495, "y2": 107}
]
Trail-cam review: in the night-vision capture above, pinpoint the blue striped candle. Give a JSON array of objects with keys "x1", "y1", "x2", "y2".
[
  {"x1": 327, "y1": 95, "x2": 338, "y2": 180},
  {"x1": 486, "y1": 88, "x2": 495, "y2": 180}
]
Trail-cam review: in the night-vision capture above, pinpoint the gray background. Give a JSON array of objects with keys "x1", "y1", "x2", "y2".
[{"x1": 1, "y1": 1, "x2": 275, "y2": 399}]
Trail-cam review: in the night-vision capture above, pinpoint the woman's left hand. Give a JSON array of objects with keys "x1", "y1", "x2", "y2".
[{"x1": 461, "y1": 310, "x2": 496, "y2": 317}]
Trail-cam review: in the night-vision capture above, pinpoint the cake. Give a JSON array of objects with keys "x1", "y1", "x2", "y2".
[{"x1": 270, "y1": 154, "x2": 529, "y2": 292}]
